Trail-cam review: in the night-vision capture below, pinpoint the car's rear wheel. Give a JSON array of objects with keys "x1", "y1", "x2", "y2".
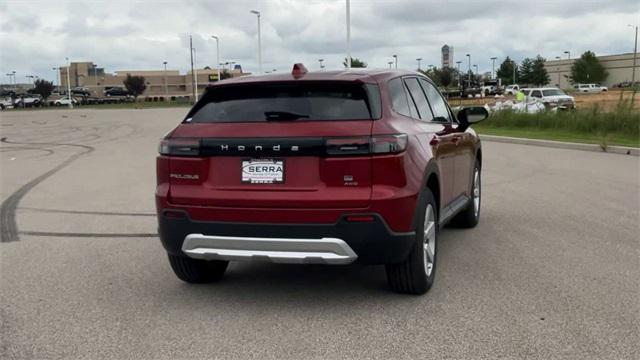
[
  {"x1": 450, "y1": 160, "x2": 481, "y2": 228},
  {"x1": 167, "y1": 253, "x2": 228, "y2": 283},
  {"x1": 386, "y1": 188, "x2": 437, "y2": 295}
]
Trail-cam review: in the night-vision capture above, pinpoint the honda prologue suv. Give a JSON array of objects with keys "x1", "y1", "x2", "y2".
[{"x1": 156, "y1": 64, "x2": 488, "y2": 294}]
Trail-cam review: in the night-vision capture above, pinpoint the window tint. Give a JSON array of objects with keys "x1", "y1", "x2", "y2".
[
  {"x1": 186, "y1": 82, "x2": 381, "y2": 123},
  {"x1": 531, "y1": 90, "x2": 542, "y2": 98},
  {"x1": 419, "y1": 78, "x2": 450, "y2": 122},
  {"x1": 404, "y1": 78, "x2": 433, "y2": 121},
  {"x1": 388, "y1": 78, "x2": 411, "y2": 117}
]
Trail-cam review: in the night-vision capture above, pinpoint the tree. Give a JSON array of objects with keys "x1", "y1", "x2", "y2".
[
  {"x1": 569, "y1": 51, "x2": 608, "y2": 84},
  {"x1": 32, "y1": 79, "x2": 54, "y2": 100},
  {"x1": 343, "y1": 57, "x2": 367, "y2": 68},
  {"x1": 123, "y1": 74, "x2": 147, "y2": 100},
  {"x1": 419, "y1": 67, "x2": 453, "y2": 88},
  {"x1": 518, "y1": 55, "x2": 550, "y2": 86},
  {"x1": 439, "y1": 67, "x2": 453, "y2": 87},
  {"x1": 518, "y1": 57, "x2": 535, "y2": 85},
  {"x1": 496, "y1": 57, "x2": 518, "y2": 85}
]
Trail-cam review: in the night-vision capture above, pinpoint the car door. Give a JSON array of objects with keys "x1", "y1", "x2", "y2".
[
  {"x1": 402, "y1": 77, "x2": 458, "y2": 208},
  {"x1": 419, "y1": 78, "x2": 474, "y2": 200}
]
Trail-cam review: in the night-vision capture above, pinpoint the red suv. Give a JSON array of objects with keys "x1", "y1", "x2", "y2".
[{"x1": 156, "y1": 64, "x2": 488, "y2": 294}]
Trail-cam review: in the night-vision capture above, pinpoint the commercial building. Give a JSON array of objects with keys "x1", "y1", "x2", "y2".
[
  {"x1": 59, "y1": 61, "x2": 248, "y2": 98},
  {"x1": 441, "y1": 45, "x2": 454, "y2": 69},
  {"x1": 544, "y1": 52, "x2": 638, "y2": 88}
]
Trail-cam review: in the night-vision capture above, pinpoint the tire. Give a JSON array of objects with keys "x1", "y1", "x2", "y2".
[
  {"x1": 386, "y1": 188, "x2": 438, "y2": 295},
  {"x1": 167, "y1": 253, "x2": 228, "y2": 284},
  {"x1": 450, "y1": 160, "x2": 481, "y2": 228}
]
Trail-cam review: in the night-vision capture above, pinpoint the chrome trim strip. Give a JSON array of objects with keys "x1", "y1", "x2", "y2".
[{"x1": 182, "y1": 234, "x2": 357, "y2": 265}]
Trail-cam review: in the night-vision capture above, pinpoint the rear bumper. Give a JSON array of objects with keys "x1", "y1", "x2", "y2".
[{"x1": 158, "y1": 212, "x2": 415, "y2": 265}]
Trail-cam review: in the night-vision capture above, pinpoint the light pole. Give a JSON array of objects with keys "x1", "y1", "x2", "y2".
[
  {"x1": 51, "y1": 67, "x2": 58, "y2": 88},
  {"x1": 26, "y1": 75, "x2": 35, "y2": 87},
  {"x1": 318, "y1": 58, "x2": 324, "y2": 70},
  {"x1": 65, "y1": 58, "x2": 72, "y2": 108},
  {"x1": 345, "y1": 0, "x2": 351, "y2": 69},
  {"x1": 189, "y1": 35, "x2": 195, "y2": 103},
  {"x1": 163, "y1": 61, "x2": 168, "y2": 95},
  {"x1": 628, "y1": 24, "x2": 638, "y2": 90},
  {"x1": 5, "y1": 73, "x2": 13, "y2": 86},
  {"x1": 456, "y1": 61, "x2": 462, "y2": 86},
  {"x1": 211, "y1": 35, "x2": 220, "y2": 82},
  {"x1": 466, "y1": 53, "x2": 471, "y2": 86},
  {"x1": 555, "y1": 56, "x2": 561, "y2": 87},
  {"x1": 393, "y1": 54, "x2": 398, "y2": 69},
  {"x1": 564, "y1": 50, "x2": 570, "y2": 60},
  {"x1": 490, "y1": 57, "x2": 497, "y2": 79},
  {"x1": 511, "y1": 59, "x2": 517, "y2": 85},
  {"x1": 416, "y1": 58, "x2": 422, "y2": 71},
  {"x1": 12, "y1": 70, "x2": 16, "y2": 86},
  {"x1": 193, "y1": 48, "x2": 198, "y2": 99},
  {"x1": 387, "y1": 61, "x2": 393, "y2": 69},
  {"x1": 250, "y1": 10, "x2": 262, "y2": 73}
]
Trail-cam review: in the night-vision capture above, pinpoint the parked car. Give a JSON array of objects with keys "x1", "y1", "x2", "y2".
[
  {"x1": 0, "y1": 97, "x2": 13, "y2": 110},
  {"x1": 573, "y1": 83, "x2": 608, "y2": 93},
  {"x1": 71, "y1": 87, "x2": 91, "y2": 96},
  {"x1": 504, "y1": 84, "x2": 521, "y2": 95},
  {"x1": 523, "y1": 87, "x2": 576, "y2": 109},
  {"x1": 156, "y1": 64, "x2": 489, "y2": 295},
  {"x1": 104, "y1": 87, "x2": 129, "y2": 97},
  {"x1": 13, "y1": 94, "x2": 42, "y2": 108},
  {"x1": 52, "y1": 97, "x2": 78, "y2": 106}
]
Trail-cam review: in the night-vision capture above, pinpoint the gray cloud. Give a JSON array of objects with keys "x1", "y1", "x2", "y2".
[{"x1": 0, "y1": 0, "x2": 638, "y2": 83}]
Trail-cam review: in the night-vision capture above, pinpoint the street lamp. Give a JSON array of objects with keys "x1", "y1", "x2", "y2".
[
  {"x1": 392, "y1": 54, "x2": 398, "y2": 69},
  {"x1": 490, "y1": 57, "x2": 497, "y2": 79},
  {"x1": 65, "y1": 57, "x2": 73, "y2": 108},
  {"x1": 163, "y1": 61, "x2": 168, "y2": 95},
  {"x1": 555, "y1": 56, "x2": 561, "y2": 87},
  {"x1": 387, "y1": 61, "x2": 393, "y2": 69},
  {"x1": 466, "y1": 54, "x2": 471, "y2": 86},
  {"x1": 250, "y1": 10, "x2": 262, "y2": 73},
  {"x1": 416, "y1": 57, "x2": 422, "y2": 71},
  {"x1": 456, "y1": 61, "x2": 462, "y2": 86},
  {"x1": 211, "y1": 35, "x2": 220, "y2": 82},
  {"x1": 345, "y1": 0, "x2": 351, "y2": 69},
  {"x1": 318, "y1": 58, "x2": 325, "y2": 70},
  {"x1": 564, "y1": 50, "x2": 570, "y2": 60},
  {"x1": 26, "y1": 75, "x2": 34, "y2": 85},
  {"x1": 511, "y1": 59, "x2": 517, "y2": 85},
  {"x1": 628, "y1": 24, "x2": 638, "y2": 90}
]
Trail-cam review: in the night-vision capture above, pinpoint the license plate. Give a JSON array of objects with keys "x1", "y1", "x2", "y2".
[{"x1": 241, "y1": 159, "x2": 284, "y2": 184}]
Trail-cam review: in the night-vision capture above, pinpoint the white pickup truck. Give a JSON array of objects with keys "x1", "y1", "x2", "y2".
[
  {"x1": 504, "y1": 84, "x2": 521, "y2": 95},
  {"x1": 573, "y1": 83, "x2": 608, "y2": 93}
]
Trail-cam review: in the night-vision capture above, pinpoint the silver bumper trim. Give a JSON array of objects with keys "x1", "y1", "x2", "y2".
[{"x1": 182, "y1": 233, "x2": 357, "y2": 265}]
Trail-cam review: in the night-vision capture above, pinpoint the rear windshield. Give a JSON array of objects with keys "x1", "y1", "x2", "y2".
[{"x1": 186, "y1": 82, "x2": 381, "y2": 123}]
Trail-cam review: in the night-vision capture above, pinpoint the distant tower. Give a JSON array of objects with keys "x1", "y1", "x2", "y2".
[{"x1": 441, "y1": 45, "x2": 453, "y2": 68}]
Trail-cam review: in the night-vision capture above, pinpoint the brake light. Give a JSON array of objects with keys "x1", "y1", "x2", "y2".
[
  {"x1": 370, "y1": 134, "x2": 408, "y2": 154},
  {"x1": 324, "y1": 134, "x2": 407, "y2": 156},
  {"x1": 158, "y1": 138, "x2": 200, "y2": 156},
  {"x1": 325, "y1": 137, "x2": 370, "y2": 155},
  {"x1": 292, "y1": 63, "x2": 308, "y2": 78}
]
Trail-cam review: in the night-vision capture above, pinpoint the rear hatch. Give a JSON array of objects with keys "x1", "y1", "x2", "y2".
[{"x1": 163, "y1": 80, "x2": 381, "y2": 209}]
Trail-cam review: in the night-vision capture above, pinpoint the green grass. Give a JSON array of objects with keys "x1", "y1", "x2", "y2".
[{"x1": 474, "y1": 100, "x2": 640, "y2": 148}]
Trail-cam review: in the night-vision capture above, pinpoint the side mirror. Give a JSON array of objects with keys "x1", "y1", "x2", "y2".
[{"x1": 457, "y1": 106, "x2": 489, "y2": 130}]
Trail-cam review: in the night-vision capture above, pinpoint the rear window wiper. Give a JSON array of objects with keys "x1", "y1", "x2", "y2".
[{"x1": 264, "y1": 111, "x2": 310, "y2": 121}]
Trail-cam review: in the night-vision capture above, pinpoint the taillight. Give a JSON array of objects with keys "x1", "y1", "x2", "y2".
[
  {"x1": 325, "y1": 137, "x2": 370, "y2": 155},
  {"x1": 370, "y1": 134, "x2": 408, "y2": 154},
  {"x1": 324, "y1": 134, "x2": 407, "y2": 156},
  {"x1": 158, "y1": 138, "x2": 200, "y2": 156}
]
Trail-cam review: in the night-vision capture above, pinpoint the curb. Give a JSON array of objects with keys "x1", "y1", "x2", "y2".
[{"x1": 480, "y1": 135, "x2": 639, "y2": 156}]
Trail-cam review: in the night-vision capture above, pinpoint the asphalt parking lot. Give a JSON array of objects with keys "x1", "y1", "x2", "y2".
[{"x1": 1, "y1": 108, "x2": 638, "y2": 359}]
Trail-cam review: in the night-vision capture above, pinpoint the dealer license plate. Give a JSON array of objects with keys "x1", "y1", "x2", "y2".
[{"x1": 241, "y1": 159, "x2": 285, "y2": 184}]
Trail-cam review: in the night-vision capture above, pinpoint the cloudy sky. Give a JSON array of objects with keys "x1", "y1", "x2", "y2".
[{"x1": 0, "y1": 0, "x2": 638, "y2": 83}]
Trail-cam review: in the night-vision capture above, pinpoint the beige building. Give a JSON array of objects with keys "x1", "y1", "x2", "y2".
[
  {"x1": 544, "y1": 52, "x2": 638, "y2": 89},
  {"x1": 59, "y1": 62, "x2": 247, "y2": 98}
]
